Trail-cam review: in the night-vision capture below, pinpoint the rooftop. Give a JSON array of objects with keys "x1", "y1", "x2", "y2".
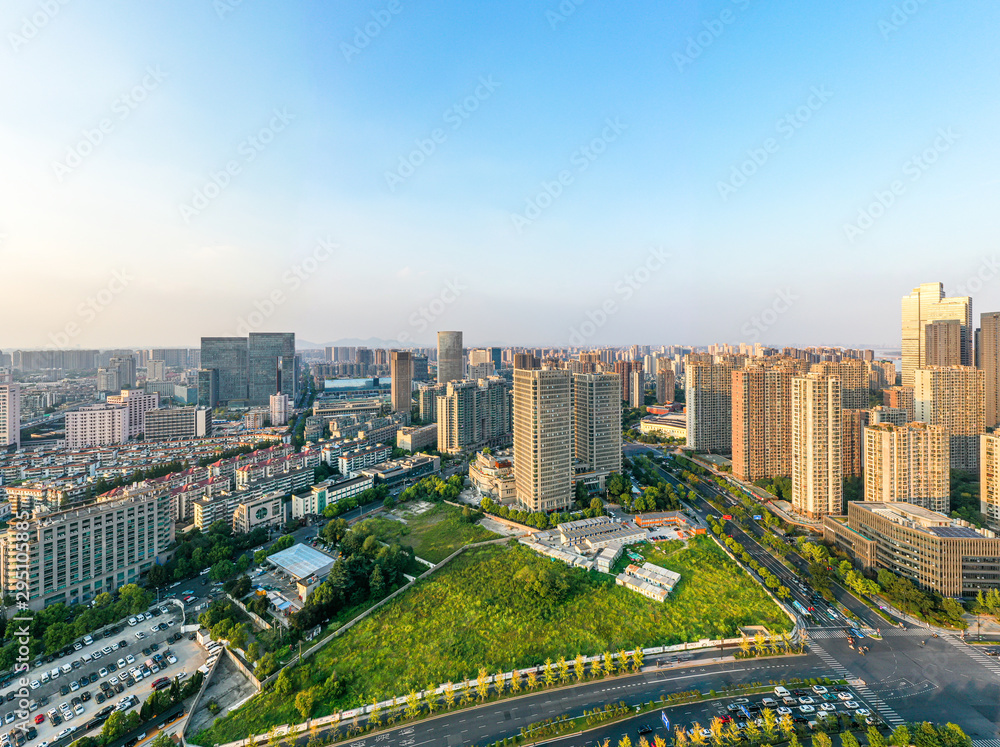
[{"x1": 266, "y1": 543, "x2": 336, "y2": 581}]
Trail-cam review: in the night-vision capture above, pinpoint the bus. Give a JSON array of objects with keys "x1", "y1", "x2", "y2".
[{"x1": 792, "y1": 600, "x2": 811, "y2": 618}]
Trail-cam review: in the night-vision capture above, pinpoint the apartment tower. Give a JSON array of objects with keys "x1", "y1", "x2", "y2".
[
  {"x1": 731, "y1": 365, "x2": 792, "y2": 482},
  {"x1": 791, "y1": 373, "x2": 843, "y2": 519},
  {"x1": 980, "y1": 312, "x2": 1000, "y2": 428},
  {"x1": 901, "y1": 282, "x2": 971, "y2": 386},
  {"x1": 390, "y1": 350, "x2": 412, "y2": 413},
  {"x1": 573, "y1": 373, "x2": 622, "y2": 484},
  {"x1": 913, "y1": 365, "x2": 985, "y2": 471},
  {"x1": 864, "y1": 422, "x2": 950, "y2": 512},
  {"x1": 437, "y1": 331, "x2": 464, "y2": 385}
]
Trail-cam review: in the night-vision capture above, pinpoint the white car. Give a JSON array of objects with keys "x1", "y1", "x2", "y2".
[
  {"x1": 844, "y1": 701, "x2": 859, "y2": 709},
  {"x1": 110, "y1": 677, "x2": 119, "y2": 686},
  {"x1": 135, "y1": 632, "x2": 145, "y2": 640},
  {"x1": 166, "y1": 655, "x2": 177, "y2": 665},
  {"x1": 117, "y1": 659, "x2": 126, "y2": 669},
  {"x1": 102, "y1": 646, "x2": 112, "y2": 656},
  {"x1": 73, "y1": 704, "x2": 84, "y2": 716},
  {"x1": 800, "y1": 705, "x2": 816, "y2": 714},
  {"x1": 57, "y1": 729, "x2": 72, "y2": 739},
  {"x1": 820, "y1": 703, "x2": 836, "y2": 712},
  {"x1": 761, "y1": 697, "x2": 777, "y2": 707},
  {"x1": 812, "y1": 685, "x2": 828, "y2": 695},
  {"x1": 798, "y1": 696, "x2": 814, "y2": 705},
  {"x1": 777, "y1": 707, "x2": 792, "y2": 716},
  {"x1": 127, "y1": 618, "x2": 137, "y2": 627},
  {"x1": 99, "y1": 668, "x2": 109, "y2": 678},
  {"x1": 37, "y1": 741, "x2": 49, "y2": 747},
  {"x1": 856, "y1": 708, "x2": 871, "y2": 717},
  {"x1": 70, "y1": 681, "x2": 79, "y2": 692},
  {"x1": 837, "y1": 692, "x2": 853, "y2": 701},
  {"x1": 175, "y1": 671, "x2": 188, "y2": 680},
  {"x1": 29, "y1": 681, "x2": 40, "y2": 691}
]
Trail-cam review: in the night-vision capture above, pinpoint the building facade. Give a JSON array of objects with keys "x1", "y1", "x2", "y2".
[
  {"x1": 65, "y1": 404, "x2": 128, "y2": 449},
  {"x1": 390, "y1": 351, "x2": 412, "y2": 414},
  {"x1": 106, "y1": 389, "x2": 160, "y2": 439},
  {"x1": 731, "y1": 365, "x2": 791, "y2": 482},
  {"x1": 901, "y1": 282, "x2": 972, "y2": 386},
  {"x1": 437, "y1": 331, "x2": 464, "y2": 385},
  {"x1": 980, "y1": 312, "x2": 1000, "y2": 429},
  {"x1": 791, "y1": 373, "x2": 842, "y2": 519},
  {"x1": 685, "y1": 356, "x2": 738, "y2": 454},
  {"x1": 573, "y1": 373, "x2": 622, "y2": 485},
  {"x1": 513, "y1": 368, "x2": 572, "y2": 512},
  {"x1": 864, "y1": 422, "x2": 950, "y2": 512},
  {"x1": 913, "y1": 365, "x2": 985, "y2": 471},
  {"x1": 143, "y1": 407, "x2": 210, "y2": 441},
  {"x1": 0, "y1": 382, "x2": 19, "y2": 450},
  {"x1": 436, "y1": 377, "x2": 512, "y2": 454}
]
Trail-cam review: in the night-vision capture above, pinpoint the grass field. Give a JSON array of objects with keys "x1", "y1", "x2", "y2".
[
  {"x1": 192, "y1": 534, "x2": 789, "y2": 745},
  {"x1": 360, "y1": 502, "x2": 500, "y2": 563}
]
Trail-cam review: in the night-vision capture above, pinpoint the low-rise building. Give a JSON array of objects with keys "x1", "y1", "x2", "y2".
[
  {"x1": 638, "y1": 413, "x2": 687, "y2": 440},
  {"x1": 469, "y1": 451, "x2": 516, "y2": 502},
  {"x1": 143, "y1": 407, "x2": 211, "y2": 441},
  {"x1": 595, "y1": 543, "x2": 623, "y2": 573},
  {"x1": 632, "y1": 511, "x2": 689, "y2": 529},
  {"x1": 397, "y1": 424, "x2": 438, "y2": 452},
  {"x1": 292, "y1": 475, "x2": 374, "y2": 518},
  {"x1": 823, "y1": 501, "x2": 1000, "y2": 598},
  {"x1": 357, "y1": 453, "x2": 440, "y2": 487},
  {"x1": 233, "y1": 491, "x2": 285, "y2": 533},
  {"x1": 338, "y1": 443, "x2": 392, "y2": 476}
]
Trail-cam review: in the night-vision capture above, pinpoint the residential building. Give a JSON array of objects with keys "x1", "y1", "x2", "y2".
[
  {"x1": 884, "y1": 386, "x2": 915, "y2": 422},
  {"x1": 411, "y1": 355, "x2": 430, "y2": 381},
  {"x1": 731, "y1": 365, "x2": 791, "y2": 482},
  {"x1": 0, "y1": 382, "x2": 19, "y2": 450},
  {"x1": 812, "y1": 359, "x2": 869, "y2": 410},
  {"x1": 96, "y1": 367, "x2": 120, "y2": 393},
  {"x1": 573, "y1": 373, "x2": 622, "y2": 487},
  {"x1": 901, "y1": 282, "x2": 972, "y2": 386},
  {"x1": 614, "y1": 360, "x2": 641, "y2": 403},
  {"x1": 270, "y1": 393, "x2": 291, "y2": 426},
  {"x1": 397, "y1": 424, "x2": 437, "y2": 452},
  {"x1": 925, "y1": 319, "x2": 963, "y2": 367},
  {"x1": 980, "y1": 312, "x2": 1000, "y2": 429},
  {"x1": 513, "y1": 368, "x2": 573, "y2": 512},
  {"x1": 791, "y1": 373, "x2": 842, "y2": 519},
  {"x1": 107, "y1": 389, "x2": 160, "y2": 439},
  {"x1": 979, "y1": 434, "x2": 1000, "y2": 529},
  {"x1": 913, "y1": 365, "x2": 985, "y2": 471},
  {"x1": 417, "y1": 383, "x2": 446, "y2": 422},
  {"x1": 864, "y1": 422, "x2": 950, "y2": 512},
  {"x1": 143, "y1": 407, "x2": 211, "y2": 441},
  {"x1": 0, "y1": 489, "x2": 174, "y2": 610},
  {"x1": 65, "y1": 404, "x2": 128, "y2": 449},
  {"x1": 108, "y1": 356, "x2": 136, "y2": 390},
  {"x1": 291, "y1": 475, "x2": 374, "y2": 518},
  {"x1": 232, "y1": 491, "x2": 285, "y2": 534},
  {"x1": 147, "y1": 360, "x2": 166, "y2": 381},
  {"x1": 823, "y1": 501, "x2": 1000, "y2": 598},
  {"x1": 437, "y1": 331, "x2": 464, "y2": 384},
  {"x1": 338, "y1": 443, "x2": 392, "y2": 476},
  {"x1": 842, "y1": 409, "x2": 870, "y2": 479},
  {"x1": 870, "y1": 406, "x2": 908, "y2": 426},
  {"x1": 655, "y1": 363, "x2": 675, "y2": 405},
  {"x1": 629, "y1": 369, "x2": 644, "y2": 408},
  {"x1": 436, "y1": 377, "x2": 512, "y2": 454},
  {"x1": 686, "y1": 355, "x2": 739, "y2": 454},
  {"x1": 867, "y1": 360, "x2": 897, "y2": 391}
]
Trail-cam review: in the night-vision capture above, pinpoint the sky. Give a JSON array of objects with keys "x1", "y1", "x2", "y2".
[{"x1": 2, "y1": 0, "x2": 1000, "y2": 350}]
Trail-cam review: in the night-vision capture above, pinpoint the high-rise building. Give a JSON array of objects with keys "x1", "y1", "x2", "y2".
[
  {"x1": 924, "y1": 319, "x2": 962, "y2": 367},
  {"x1": 108, "y1": 355, "x2": 136, "y2": 390},
  {"x1": 197, "y1": 368, "x2": 220, "y2": 409},
  {"x1": 614, "y1": 360, "x2": 643, "y2": 403},
  {"x1": 513, "y1": 368, "x2": 572, "y2": 512},
  {"x1": 980, "y1": 312, "x2": 1000, "y2": 429},
  {"x1": 573, "y1": 373, "x2": 622, "y2": 485},
  {"x1": 390, "y1": 351, "x2": 412, "y2": 414},
  {"x1": 731, "y1": 365, "x2": 792, "y2": 482},
  {"x1": 417, "y1": 383, "x2": 446, "y2": 422},
  {"x1": 629, "y1": 369, "x2": 645, "y2": 408},
  {"x1": 842, "y1": 409, "x2": 870, "y2": 479},
  {"x1": 147, "y1": 360, "x2": 166, "y2": 381},
  {"x1": 201, "y1": 337, "x2": 249, "y2": 404},
  {"x1": 686, "y1": 356, "x2": 737, "y2": 454},
  {"x1": 436, "y1": 378, "x2": 512, "y2": 454},
  {"x1": 812, "y1": 359, "x2": 868, "y2": 410},
  {"x1": 980, "y1": 433, "x2": 1000, "y2": 529},
  {"x1": 411, "y1": 355, "x2": 430, "y2": 382},
  {"x1": 513, "y1": 353, "x2": 540, "y2": 370},
  {"x1": 791, "y1": 373, "x2": 842, "y2": 519},
  {"x1": 914, "y1": 365, "x2": 985, "y2": 471},
  {"x1": 270, "y1": 393, "x2": 291, "y2": 426},
  {"x1": 884, "y1": 386, "x2": 915, "y2": 422},
  {"x1": 65, "y1": 404, "x2": 129, "y2": 448},
  {"x1": 248, "y1": 332, "x2": 295, "y2": 406},
  {"x1": 96, "y1": 367, "x2": 120, "y2": 393},
  {"x1": 106, "y1": 390, "x2": 160, "y2": 439},
  {"x1": 0, "y1": 381, "x2": 19, "y2": 450},
  {"x1": 867, "y1": 360, "x2": 897, "y2": 391},
  {"x1": 901, "y1": 282, "x2": 972, "y2": 386},
  {"x1": 655, "y1": 362, "x2": 675, "y2": 405},
  {"x1": 870, "y1": 406, "x2": 908, "y2": 426},
  {"x1": 864, "y1": 422, "x2": 949, "y2": 512},
  {"x1": 437, "y1": 331, "x2": 464, "y2": 385},
  {"x1": 0, "y1": 488, "x2": 174, "y2": 610}
]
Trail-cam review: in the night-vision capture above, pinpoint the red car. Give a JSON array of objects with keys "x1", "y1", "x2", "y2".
[
  {"x1": 34, "y1": 715, "x2": 44, "y2": 725},
  {"x1": 183, "y1": 595, "x2": 196, "y2": 603}
]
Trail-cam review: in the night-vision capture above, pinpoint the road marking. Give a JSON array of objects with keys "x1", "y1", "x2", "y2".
[
  {"x1": 808, "y1": 640, "x2": 904, "y2": 726},
  {"x1": 940, "y1": 636, "x2": 1000, "y2": 678}
]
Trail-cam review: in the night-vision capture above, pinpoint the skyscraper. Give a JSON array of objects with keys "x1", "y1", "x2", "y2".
[
  {"x1": 791, "y1": 373, "x2": 842, "y2": 519},
  {"x1": 812, "y1": 360, "x2": 868, "y2": 410},
  {"x1": 197, "y1": 368, "x2": 219, "y2": 409},
  {"x1": 842, "y1": 409, "x2": 870, "y2": 479},
  {"x1": 108, "y1": 355, "x2": 136, "y2": 390},
  {"x1": 913, "y1": 365, "x2": 985, "y2": 471},
  {"x1": 731, "y1": 365, "x2": 792, "y2": 482},
  {"x1": 979, "y1": 312, "x2": 1000, "y2": 428},
  {"x1": 513, "y1": 368, "x2": 572, "y2": 512},
  {"x1": 979, "y1": 433, "x2": 1000, "y2": 529},
  {"x1": 686, "y1": 356, "x2": 739, "y2": 454},
  {"x1": 248, "y1": 332, "x2": 295, "y2": 406},
  {"x1": 629, "y1": 369, "x2": 645, "y2": 408},
  {"x1": 924, "y1": 319, "x2": 962, "y2": 367},
  {"x1": 655, "y1": 362, "x2": 675, "y2": 405},
  {"x1": 201, "y1": 337, "x2": 249, "y2": 404},
  {"x1": 390, "y1": 351, "x2": 412, "y2": 414},
  {"x1": 573, "y1": 373, "x2": 622, "y2": 486},
  {"x1": 437, "y1": 378, "x2": 512, "y2": 454},
  {"x1": 865, "y1": 422, "x2": 949, "y2": 512},
  {"x1": 437, "y1": 331, "x2": 464, "y2": 385},
  {"x1": 901, "y1": 282, "x2": 971, "y2": 386}
]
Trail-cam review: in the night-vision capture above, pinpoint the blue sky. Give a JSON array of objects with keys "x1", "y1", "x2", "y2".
[{"x1": 3, "y1": 0, "x2": 1000, "y2": 349}]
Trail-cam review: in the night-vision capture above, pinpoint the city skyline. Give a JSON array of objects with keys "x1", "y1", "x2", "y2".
[{"x1": 3, "y1": 2, "x2": 1000, "y2": 347}]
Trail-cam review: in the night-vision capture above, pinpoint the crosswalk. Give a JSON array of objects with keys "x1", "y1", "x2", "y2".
[
  {"x1": 972, "y1": 739, "x2": 1000, "y2": 747},
  {"x1": 807, "y1": 640, "x2": 905, "y2": 727},
  {"x1": 940, "y1": 636, "x2": 1000, "y2": 678}
]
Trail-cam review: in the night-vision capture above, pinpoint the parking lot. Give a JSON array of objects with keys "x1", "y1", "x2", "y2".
[{"x1": 3, "y1": 602, "x2": 209, "y2": 746}]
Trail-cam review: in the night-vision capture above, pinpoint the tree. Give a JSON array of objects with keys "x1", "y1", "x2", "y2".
[
  {"x1": 867, "y1": 727, "x2": 887, "y2": 747},
  {"x1": 574, "y1": 653, "x2": 586, "y2": 680},
  {"x1": 526, "y1": 670, "x2": 538, "y2": 690},
  {"x1": 709, "y1": 718, "x2": 725, "y2": 746},
  {"x1": 840, "y1": 732, "x2": 860, "y2": 747},
  {"x1": 557, "y1": 655, "x2": 570, "y2": 683},
  {"x1": 209, "y1": 559, "x2": 236, "y2": 582},
  {"x1": 149, "y1": 732, "x2": 173, "y2": 747},
  {"x1": 631, "y1": 648, "x2": 644, "y2": 672},
  {"x1": 590, "y1": 496, "x2": 605, "y2": 515},
  {"x1": 405, "y1": 690, "x2": 421, "y2": 719},
  {"x1": 690, "y1": 723, "x2": 707, "y2": 747},
  {"x1": 443, "y1": 682, "x2": 455, "y2": 709},
  {"x1": 295, "y1": 688, "x2": 316, "y2": 720},
  {"x1": 889, "y1": 726, "x2": 911, "y2": 747},
  {"x1": 603, "y1": 651, "x2": 615, "y2": 677},
  {"x1": 370, "y1": 566, "x2": 386, "y2": 599},
  {"x1": 274, "y1": 667, "x2": 293, "y2": 696},
  {"x1": 510, "y1": 670, "x2": 522, "y2": 693},
  {"x1": 739, "y1": 635, "x2": 751, "y2": 658},
  {"x1": 543, "y1": 658, "x2": 555, "y2": 686},
  {"x1": 617, "y1": 649, "x2": 629, "y2": 674},
  {"x1": 477, "y1": 669, "x2": 490, "y2": 700},
  {"x1": 814, "y1": 733, "x2": 833, "y2": 747}
]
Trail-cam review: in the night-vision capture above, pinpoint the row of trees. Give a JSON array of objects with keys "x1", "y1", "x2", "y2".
[
  {"x1": 321, "y1": 484, "x2": 389, "y2": 518},
  {"x1": 146, "y1": 522, "x2": 268, "y2": 587},
  {"x1": 671, "y1": 719, "x2": 970, "y2": 747},
  {"x1": 709, "y1": 524, "x2": 791, "y2": 600},
  {"x1": 0, "y1": 583, "x2": 153, "y2": 669},
  {"x1": 478, "y1": 495, "x2": 598, "y2": 529}
]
